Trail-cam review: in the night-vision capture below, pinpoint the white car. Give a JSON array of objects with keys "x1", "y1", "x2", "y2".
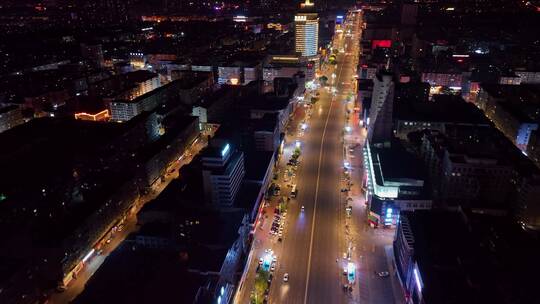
[{"x1": 283, "y1": 273, "x2": 289, "y2": 282}]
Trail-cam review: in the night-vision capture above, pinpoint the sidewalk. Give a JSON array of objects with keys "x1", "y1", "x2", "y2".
[
  {"x1": 341, "y1": 74, "x2": 405, "y2": 304},
  {"x1": 233, "y1": 101, "x2": 310, "y2": 304},
  {"x1": 49, "y1": 134, "x2": 210, "y2": 304}
]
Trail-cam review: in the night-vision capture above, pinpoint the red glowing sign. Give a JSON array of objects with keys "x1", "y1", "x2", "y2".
[{"x1": 371, "y1": 40, "x2": 391, "y2": 49}]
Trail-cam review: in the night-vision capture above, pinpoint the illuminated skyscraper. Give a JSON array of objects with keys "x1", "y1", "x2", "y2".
[{"x1": 295, "y1": 1, "x2": 319, "y2": 58}]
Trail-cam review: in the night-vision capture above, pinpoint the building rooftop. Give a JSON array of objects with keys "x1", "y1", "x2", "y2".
[
  {"x1": 72, "y1": 243, "x2": 205, "y2": 304},
  {"x1": 371, "y1": 142, "x2": 426, "y2": 183},
  {"x1": 244, "y1": 150, "x2": 274, "y2": 182},
  {"x1": 122, "y1": 70, "x2": 158, "y2": 84},
  {"x1": 395, "y1": 94, "x2": 490, "y2": 125},
  {"x1": 402, "y1": 210, "x2": 540, "y2": 304},
  {"x1": 250, "y1": 113, "x2": 279, "y2": 132},
  {"x1": 424, "y1": 125, "x2": 540, "y2": 176},
  {"x1": 238, "y1": 93, "x2": 290, "y2": 111},
  {"x1": 0, "y1": 114, "x2": 151, "y2": 245}
]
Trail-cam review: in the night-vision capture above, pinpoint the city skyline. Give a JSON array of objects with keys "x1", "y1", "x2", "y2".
[{"x1": 1, "y1": 1, "x2": 540, "y2": 304}]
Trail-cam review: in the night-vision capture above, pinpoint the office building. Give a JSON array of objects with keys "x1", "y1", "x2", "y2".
[
  {"x1": 295, "y1": 7, "x2": 319, "y2": 58},
  {"x1": 202, "y1": 143, "x2": 245, "y2": 207}
]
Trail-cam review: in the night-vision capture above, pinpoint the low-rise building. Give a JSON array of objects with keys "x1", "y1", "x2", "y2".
[
  {"x1": 476, "y1": 84, "x2": 540, "y2": 152},
  {"x1": 394, "y1": 210, "x2": 540, "y2": 304},
  {"x1": 418, "y1": 125, "x2": 540, "y2": 226},
  {"x1": 515, "y1": 70, "x2": 540, "y2": 84},
  {"x1": 394, "y1": 95, "x2": 489, "y2": 139},
  {"x1": 108, "y1": 78, "x2": 198, "y2": 122},
  {"x1": 98, "y1": 70, "x2": 161, "y2": 103},
  {"x1": 263, "y1": 55, "x2": 308, "y2": 85},
  {"x1": 363, "y1": 140, "x2": 432, "y2": 228},
  {"x1": 0, "y1": 105, "x2": 24, "y2": 133},
  {"x1": 421, "y1": 71, "x2": 463, "y2": 90}
]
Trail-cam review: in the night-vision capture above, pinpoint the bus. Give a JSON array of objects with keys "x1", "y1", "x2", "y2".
[{"x1": 290, "y1": 185, "x2": 298, "y2": 198}]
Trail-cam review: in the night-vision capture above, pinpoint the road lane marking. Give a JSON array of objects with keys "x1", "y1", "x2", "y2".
[{"x1": 303, "y1": 40, "x2": 348, "y2": 304}]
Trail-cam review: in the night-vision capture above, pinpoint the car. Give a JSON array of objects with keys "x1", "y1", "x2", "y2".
[
  {"x1": 278, "y1": 237, "x2": 283, "y2": 242},
  {"x1": 301, "y1": 205, "x2": 305, "y2": 211},
  {"x1": 106, "y1": 238, "x2": 112, "y2": 244},
  {"x1": 268, "y1": 273, "x2": 273, "y2": 283},
  {"x1": 283, "y1": 273, "x2": 289, "y2": 282},
  {"x1": 378, "y1": 271, "x2": 390, "y2": 277}
]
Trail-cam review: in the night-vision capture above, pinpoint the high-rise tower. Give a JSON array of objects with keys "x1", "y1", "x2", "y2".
[{"x1": 295, "y1": 0, "x2": 319, "y2": 58}]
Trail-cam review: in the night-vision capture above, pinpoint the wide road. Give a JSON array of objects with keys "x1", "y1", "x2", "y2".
[{"x1": 268, "y1": 11, "x2": 362, "y2": 304}]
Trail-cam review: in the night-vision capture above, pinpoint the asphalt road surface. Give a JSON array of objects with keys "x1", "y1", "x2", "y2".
[
  {"x1": 235, "y1": 11, "x2": 404, "y2": 304},
  {"x1": 268, "y1": 12, "x2": 361, "y2": 304}
]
